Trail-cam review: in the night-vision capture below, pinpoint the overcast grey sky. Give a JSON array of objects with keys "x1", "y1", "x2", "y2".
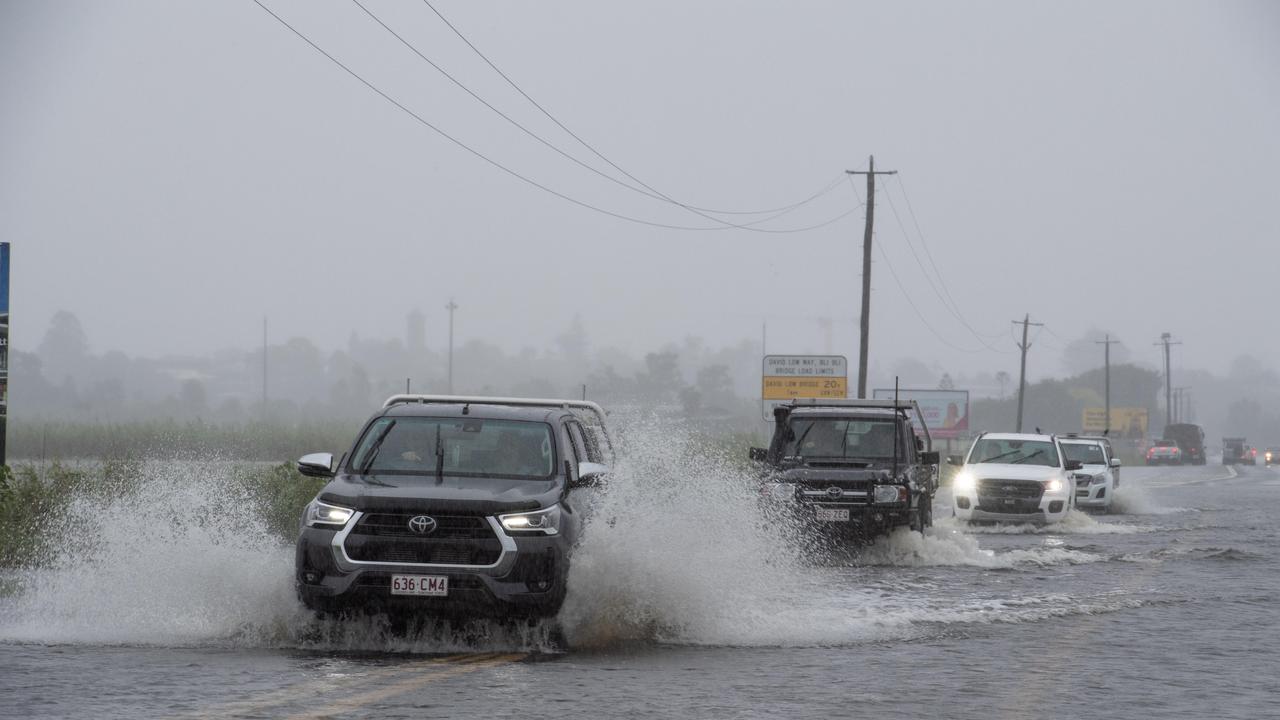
[{"x1": 3, "y1": 0, "x2": 1277, "y2": 380}]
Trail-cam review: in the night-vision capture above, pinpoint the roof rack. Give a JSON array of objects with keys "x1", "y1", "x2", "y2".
[
  {"x1": 381, "y1": 394, "x2": 608, "y2": 426},
  {"x1": 784, "y1": 398, "x2": 917, "y2": 411},
  {"x1": 780, "y1": 398, "x2": 932, "y2": 448}
]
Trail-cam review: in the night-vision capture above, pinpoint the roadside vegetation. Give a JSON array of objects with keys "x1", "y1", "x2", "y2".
[{"x1": 9, "y1": 420, "x2": 358, "y2": 463}]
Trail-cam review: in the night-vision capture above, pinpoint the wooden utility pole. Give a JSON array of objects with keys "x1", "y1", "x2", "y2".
[
  {"x1": 1096, "y1": 334, "x2": 1121, "y2": 433},
  {"x1": 1154, "y1": 333, "x2": 1180, "y2": 427},
  {"x1": 1013, "y1": 314, "x2": 1043, "y2": 432},
  {"x1": 846, "y1": 156, "x2": 896, "y2": 398}
]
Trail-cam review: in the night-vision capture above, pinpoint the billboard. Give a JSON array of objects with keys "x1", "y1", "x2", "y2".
[
  {"x1": 872, "y1": 388, "x2": 969, "y2": 439},
  {"x1": 1082, "y1": 407, "x2": 1148, "y2": 438},
  {"x1": 761, "y1": 355, "x2": 848, "y2": 421}
]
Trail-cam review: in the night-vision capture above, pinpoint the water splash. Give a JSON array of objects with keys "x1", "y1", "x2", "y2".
[{"x1": 0, "y1": 430, "x2": 1142, "y2": 653}]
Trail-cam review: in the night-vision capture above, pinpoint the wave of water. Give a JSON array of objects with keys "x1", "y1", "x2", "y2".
[
  {"x1": 0, "y1": 432, "x2": 1145, "y2": 653},
  {"x1": 935, "y1": 510, "x2": 1153, "y2": 536}
]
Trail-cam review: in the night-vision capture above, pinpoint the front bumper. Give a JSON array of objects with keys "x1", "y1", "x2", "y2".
[
  {"x1": 295, "y1": 512, "x2": 568, "y2": 618},
  {"x1": 1074, "y1": 481, "x2": 1112, "y2": 509},
  {"x1": 952, "y1": 490, "x2": 1071, "y2": 524}
]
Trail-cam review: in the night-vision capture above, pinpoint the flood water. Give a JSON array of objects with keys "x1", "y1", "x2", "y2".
[{"x1": 1, "y1": 461, "x2": 1276, "y2": 719}]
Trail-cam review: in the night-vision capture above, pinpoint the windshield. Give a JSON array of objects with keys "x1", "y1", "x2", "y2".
[
  {"x1": 350, "y1": 417, "x2": 556, "y2": 479},
  {"x1": 967, "y1": 438, "x2": 1060, "y2": 467},
  {"x1": 784, "y1": 417, "x2": 907, "y2": 459},
  {"x1": 1061, "y1": 442, "x2": 1106, "y2": 465}
]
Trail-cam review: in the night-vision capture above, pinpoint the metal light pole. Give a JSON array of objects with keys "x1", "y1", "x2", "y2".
[{"x1": 445, "y1": 299, "x2": 458, "y2": 394}]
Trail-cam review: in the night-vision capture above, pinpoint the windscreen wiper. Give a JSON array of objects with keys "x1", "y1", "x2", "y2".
[
  {"x1": 980, "y1": 449, "x2": 1023, "y2": 463},
  {"x1": 790, "y1": 422, "x2": 817, "y2": 458},
  {"x1": 358, "y1": 419, "x2": 396, "y2": 475},
  {"x1": 1011, "y1": 450, "x2": 1045, "y2": 464}
]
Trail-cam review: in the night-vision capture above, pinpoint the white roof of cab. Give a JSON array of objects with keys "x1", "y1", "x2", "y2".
[{"x1": 979, "y1": 432, "x2": 1057, "y2": 442}]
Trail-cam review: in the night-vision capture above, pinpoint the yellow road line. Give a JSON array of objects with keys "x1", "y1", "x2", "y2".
[
  {"x1": 194, "y1": 653, "x2": 486, "y2": 718},
  {"x1": 283, "y1": 653, "x2": 526, "y2": 720}
]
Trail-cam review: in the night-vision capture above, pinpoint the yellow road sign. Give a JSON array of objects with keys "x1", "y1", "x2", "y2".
[{"x1": 762, "y1": 376, "x2": 848, "y2": 400}]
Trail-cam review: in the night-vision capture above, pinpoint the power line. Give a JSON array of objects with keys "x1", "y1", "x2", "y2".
[
  {"x1": 419, "y1": 0, "x2": 840, "y2": 219},
  {"x1": 846, "y1": 176, "x2": 1004, "y2": 356},
  {"x1": 352, "y1": 0, "x2": 846, "y2": 231},
  {"x1": 846, "y1": 179, "x2": 987, "y2": 355},
  {"x1": 890, "y1": 176, "x2": 1007, "y2": 339},
  {"x1": 252, "y1": 0, "x2": 857, "y2": 233},
  {"x1": 879, "y1": 176, "x2": 1009, "y2": 353}
]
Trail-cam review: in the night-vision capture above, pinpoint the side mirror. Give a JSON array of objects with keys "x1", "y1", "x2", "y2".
[
  {"x1": 1064, "y1": 459, "x2": 1084, "y2": 471},
  {"x1": 920, "y1": 451, "x2": 940, "y2": 465},
  {"x1": 946, "y1": 455, "x2": 965, "y2": 467},
  {"x1": 574, "y1": 461, "x2": 609, "y2": 488},
  {"x1": 297, "y1": 452, "x2": 335, "y2": 478},
  {"x1": 1110, "y1": 458, "x2": 1122, "y2": 468},
  {"x1": 748, "y1": 447, "x2": 768, "y2": 462}
]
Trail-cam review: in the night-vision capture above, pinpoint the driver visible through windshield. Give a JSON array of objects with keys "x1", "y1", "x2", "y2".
[
  {"x1": 968, "y1": 438, "x2": 1060, "y2": 467},
  {"x1": 785, "y1": 417, "x2": 906, "y2": 460},
  {"x1": 350, "y1": 417, "x2": 556, "y2": 479},
  {"x1": 1061, "y1": 441, "x2": 1106, "y2": 466}
]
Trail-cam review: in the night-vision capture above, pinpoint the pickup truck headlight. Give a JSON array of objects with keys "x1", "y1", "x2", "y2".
[
  {"x1": 873, "y1": 485, "x2": 907, "y2": 504},
  {"x1": 1042, "y1": 478, "x2": 1064, "y2": 493},
  {"x1": 952, "y1": 472, "x2": 975, "y2": 493},
  {"x1": 304, "y1": 499, "x2": 354, "y2": 528},
  {"x1": 499, "y1": 505, "x2": 561, "y2": 535}
]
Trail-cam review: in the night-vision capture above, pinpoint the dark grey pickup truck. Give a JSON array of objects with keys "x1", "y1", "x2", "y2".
[{"x1": 750, "y1": 399, "x2": 939, "y2": 543}]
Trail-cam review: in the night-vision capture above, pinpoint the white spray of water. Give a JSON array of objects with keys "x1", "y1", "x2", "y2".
[
  {"x1": 935, "y1": 510, "x2": 1152, "y2": 536},
  {"x1": 1108, "y1": 482, "x2": 1193, "y2": 516},
  {"x1": 558, "y1": 423, "x2": 1111, "y2": 648},
  {"x1": 0, "y1": 461, "x2": 301, "y2": 646},
  {"x1": 0, "y1": 435, "x2": 1138, "y2": 652}
]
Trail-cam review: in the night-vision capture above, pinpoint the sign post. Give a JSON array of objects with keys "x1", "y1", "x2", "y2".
[
  {"x1": 0, "y1": 243, "x2": 9, "y2": 466},
  {"x1": 761, "y1": 355, "x2": 848, "y2": 421}
]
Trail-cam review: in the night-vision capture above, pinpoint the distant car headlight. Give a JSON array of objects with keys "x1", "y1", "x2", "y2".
[
  {"x1": 952, "y1": 472, "x2": 976, "y2": 493},
  {"x1": 304, "y1": 499, "x2": 355, "y2": 528},
  {"x1": 499, "y1": 505, "x2": 562, "y2": 535},
  {"x1": 874, "y1": 485, "x2": 907, "y2": 504},
  {"x1": 1043, "y1": 478, "x2": 1064, "y2": 493}
]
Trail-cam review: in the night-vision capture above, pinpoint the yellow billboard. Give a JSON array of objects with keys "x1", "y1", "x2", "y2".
[{"x1": 1082, "y1": 407, "x2": 1148, "y2": 438}]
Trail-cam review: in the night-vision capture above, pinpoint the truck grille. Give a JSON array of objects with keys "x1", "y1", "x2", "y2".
[
  {"x1": 976, "y1": 478, "x2": 1044, "y2": 514},
  {"x1": 795, "y1": 481, "x2": 871, "y2": 506},
  {"x1": 344, "y1": 513, "x2": 502, "y2": 565},
  {"x1": 355, "y1": 513, "x2": 493, "y2": 539}
]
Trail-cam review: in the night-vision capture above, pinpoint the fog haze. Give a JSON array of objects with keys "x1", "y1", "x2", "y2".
[{"x1": 3, "y1": 0, "x2": 1279, "y2": 378}]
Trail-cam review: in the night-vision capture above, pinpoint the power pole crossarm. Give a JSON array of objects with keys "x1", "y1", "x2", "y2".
[{"x1": 846, "y1": 156, "x2": 897, "y2": 399}]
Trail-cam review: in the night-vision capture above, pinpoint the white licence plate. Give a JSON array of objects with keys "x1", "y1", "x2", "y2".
[
  {"x1": 390, "y1": 574, "x2": 449, "y2": 597},
  {"x1": 815, "y1": 507, "x2": 850, "y2": 522}
]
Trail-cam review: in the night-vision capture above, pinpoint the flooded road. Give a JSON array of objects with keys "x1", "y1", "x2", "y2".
[{"x1": 2, "y1": 462, "x2": 1277, "y2": 719}]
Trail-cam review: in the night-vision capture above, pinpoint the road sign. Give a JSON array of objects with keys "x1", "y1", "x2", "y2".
[
  {"x1": 762, "y1": 355, "x2": 847, "y2": 421},
  {"x1": 872, "y1": 388, "x2": 969, "y2": 439},
  {"x1": 1083, "y1": 407, "x2": 1148, "y2": 438}
]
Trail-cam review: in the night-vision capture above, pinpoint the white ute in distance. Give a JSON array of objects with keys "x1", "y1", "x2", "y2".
[{"x1": 948, "y1": 433, "x2": 1082, "y2": 525}]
